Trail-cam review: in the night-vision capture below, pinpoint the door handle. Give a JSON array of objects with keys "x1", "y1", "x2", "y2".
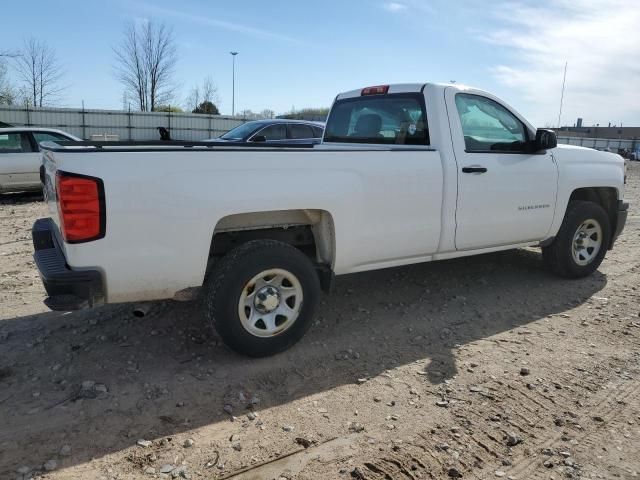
[{"x1": 462, "y1": 166, "x2": 488, "y2": 174}]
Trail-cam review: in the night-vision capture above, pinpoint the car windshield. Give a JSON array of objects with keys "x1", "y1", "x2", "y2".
[{"x1": 220, "y1": 122, "x2": 262, "y2": 140}]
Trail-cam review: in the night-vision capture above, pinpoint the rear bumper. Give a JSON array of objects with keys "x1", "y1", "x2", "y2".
[
  {"x1": 32, "y1": 218, "x2": 104, "y2": 311},
  {"x1": 610, "y1": 200, "x2": 629, "y2": 248}
]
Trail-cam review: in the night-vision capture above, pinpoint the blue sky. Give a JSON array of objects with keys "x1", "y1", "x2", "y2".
[{"x1": 2, "y1": 0, "x2": 639, "y2": 127}]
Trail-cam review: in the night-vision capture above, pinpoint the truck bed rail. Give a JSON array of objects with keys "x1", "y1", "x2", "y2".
[
  {"x1": 39, "y1": 140, "x2": 434, "y2": 153},
  {"x1": 40, "y1": 140, "x2": 316, "y2": 153}
]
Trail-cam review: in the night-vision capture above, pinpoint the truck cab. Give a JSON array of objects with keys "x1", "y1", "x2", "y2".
[{"x1": 323, "y1": 83, "x2": 576, "y2": 252}]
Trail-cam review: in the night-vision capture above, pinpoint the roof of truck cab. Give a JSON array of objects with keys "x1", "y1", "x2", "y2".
[
  {"x1": 334, "y1": 82, "x2": 481, "y2": 100},
  {"x1": 336, "y1": 84, "x2": 426, "y2": 100}
]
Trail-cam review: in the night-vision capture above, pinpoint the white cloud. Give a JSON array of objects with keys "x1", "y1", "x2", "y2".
[
  {"x1": 384, "y1": 2, "x2": 408, "y2": 12},
  {"x1": 383, "y1": 0, "x2": 435, "y2": 14},
  {"x1": 481, "y1": 0, "x2": 640, "y2": 126},
  {"x1": 135, "y1": 3, "x2": 304, "y2": 45}
]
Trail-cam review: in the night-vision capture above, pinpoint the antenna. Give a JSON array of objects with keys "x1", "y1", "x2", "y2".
[{"x1": 557, "y1": 61, "x2": 567, "y2": 128}]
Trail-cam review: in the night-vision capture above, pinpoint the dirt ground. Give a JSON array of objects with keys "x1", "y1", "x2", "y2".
[{"x1": 1, "y1": 163, "x2": 639, "y2": 480}]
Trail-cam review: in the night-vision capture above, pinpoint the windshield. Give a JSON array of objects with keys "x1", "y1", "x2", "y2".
[
  {"x1": 220, "y1": 122, "x2": 262, "y2": 140},
  {"x1": 324, "y1": 93, "x2": 429, "y2": 145}
]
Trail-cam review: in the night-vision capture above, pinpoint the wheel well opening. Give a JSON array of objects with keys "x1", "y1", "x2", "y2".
[
  {"x1": 569, "y1": 187, "x2": 618, "y2": 244},
  {"x1": 206, "y1": 209, "x2": 335, "y2": 289},
  {"x1": 209, "y1": 225, "x2": 317, "y2": 261}
]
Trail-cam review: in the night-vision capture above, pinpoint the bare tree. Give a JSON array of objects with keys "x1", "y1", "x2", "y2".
[
  {"x1": 0, "y1": 60, "x2": 19, "y2": 105},
  {"x1": 118, "y1": 25, "x2": 148, "y2": 111},
  {"x1": 259, "y1": 109, "x2": 275, "y2": 119},
  {"x1": 185, "y1": 85, "x2": 199, "y2": 112},
  {"x1": 114, "y1": 21, "x2": 177, "y2": 111},
  {"x1": 122, "y1": 90, "x2": 131, "y2": 111},
  {"x1": 185, "y1": 75, "x2": 219, "y2": 112},
  {"x1": 14, "y1": 38, "x2": 66, "y2": 107},
  {"x1": 238, "y1": 109, "x2": 258, "y2": 120},
  {"x1": 201, "y1": 76, "x2": 218, "y2": 104}
]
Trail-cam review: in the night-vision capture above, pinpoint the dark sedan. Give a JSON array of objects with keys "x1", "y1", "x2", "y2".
[{"x1": 209, "y1": 119, "x2": 324, "y2": 145}]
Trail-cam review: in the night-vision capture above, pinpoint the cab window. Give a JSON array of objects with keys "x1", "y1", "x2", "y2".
[
  {"x1": 0, "y1": 133, "x2": 33, "y2": 153},
  {"x1": 455, "y1": 94, "x2": 528, "y2": 152},
  {"x1": 324, "y1": 93, "x2": 429, "y2": 145}
]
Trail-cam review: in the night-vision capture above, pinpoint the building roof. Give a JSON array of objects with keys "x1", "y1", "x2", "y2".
[{"x1": 555, "y1": 126, "x2": 640, "y2": 140}]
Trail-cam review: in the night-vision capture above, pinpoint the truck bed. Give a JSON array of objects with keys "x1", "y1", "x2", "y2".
[{"x1": 40, "y1": 142, "x2": 445, "y2": 303}]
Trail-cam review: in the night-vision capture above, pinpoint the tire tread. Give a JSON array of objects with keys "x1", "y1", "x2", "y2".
[
  {"x1": 203, "y1": 239, "x2": 320, "y2": 357},
  {"x1": 542, "y1": 200, "x2": 610, "y2": 278}
]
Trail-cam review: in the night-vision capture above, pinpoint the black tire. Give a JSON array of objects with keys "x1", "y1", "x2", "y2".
[
  {"x1": 542, "y1": 200, "x2": 610, "y2": 278},
  {"x1": 203, "y1": 239, "x2": 320, "y2": 357}
]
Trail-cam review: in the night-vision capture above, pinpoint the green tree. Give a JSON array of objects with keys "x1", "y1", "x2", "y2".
[
  {"x1": 155, "y1": 104, "x2": 183, "y2": 112},
  {"x1": 185, "y1": 76, "x2": 219, "y2": 112},
  {"x1": 192, "y1": 100, "x2": 219, "y2": 115},
  {"x1": 280, "y1": 107, "x2": 329, "y2": 121}
]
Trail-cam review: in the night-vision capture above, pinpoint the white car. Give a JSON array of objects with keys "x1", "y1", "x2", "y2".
[
  {"x1": 0, "y1": 127, "x2": 81, "y2": 193},
  {"x1": 33, "y1": 82, "x2": 628, "y2": 357}
]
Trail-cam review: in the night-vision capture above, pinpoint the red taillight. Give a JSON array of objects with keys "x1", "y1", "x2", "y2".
[
  {"x1": 56, "y1": 172, "x2": 105, "y2": 243},
  {"x1": 361, "y1": 85, "x2": 389, "y2": 96}
]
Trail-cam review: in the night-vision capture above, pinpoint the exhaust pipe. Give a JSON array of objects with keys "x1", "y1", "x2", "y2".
[{"x1": 132, "y1": 303, "x2": 151, "y2": 318}]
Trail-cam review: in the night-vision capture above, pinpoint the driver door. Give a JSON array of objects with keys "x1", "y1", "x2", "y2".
[{"x1": 445, "y1": 89, "x2": 558, "y2": 250}]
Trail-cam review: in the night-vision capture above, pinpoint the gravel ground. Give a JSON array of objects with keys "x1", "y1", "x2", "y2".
[{"x1": 1, "y1": 162, "x2": 639, "y2": 480}]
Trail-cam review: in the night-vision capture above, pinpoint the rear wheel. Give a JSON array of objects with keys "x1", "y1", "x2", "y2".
[
  {"x1": 542, "y1": 200, "x2": 610, "y2": 278},
  {"x1": 203, "y1": 240, "x2": 320, "y2": 357}
]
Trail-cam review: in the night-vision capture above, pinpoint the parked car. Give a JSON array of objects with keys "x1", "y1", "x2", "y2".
[
  {"x1": 209, "y1": 119, "x2": 324, "y2": 144},
  {"x1": 33, "y1": 82, "x2": 628, "y2": 357},
  {"x1": 0, "y1": 127, "x2": 81, "y2": 193}
]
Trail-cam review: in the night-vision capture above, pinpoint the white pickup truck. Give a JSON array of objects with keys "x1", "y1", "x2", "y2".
[{"x1": 33, "y1": 83, "x2": 628, "y2": 356}]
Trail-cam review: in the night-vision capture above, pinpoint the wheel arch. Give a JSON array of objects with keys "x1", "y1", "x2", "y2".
[
  {"x1": 568, "y1": 187, "x2": 619, "y2": 248},
  {"x1": 207, "y1": 209, "x2": 336, "y2": 290}
]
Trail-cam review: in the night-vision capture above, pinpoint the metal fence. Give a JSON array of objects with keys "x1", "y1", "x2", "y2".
[
  {"x1": 0, "y1": 105, "x2": 246, "y2": 141},
  {"x1": 557, "y1": 136, "x2": 637, "y2": 151},
  {"x1": 2, "y1": 106, "x2": 637, "y2": 150}
]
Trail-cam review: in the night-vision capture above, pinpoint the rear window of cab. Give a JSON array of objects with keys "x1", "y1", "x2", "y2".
[{"x1": 324, "y1": 93, "x2": 429, "y2": 145}]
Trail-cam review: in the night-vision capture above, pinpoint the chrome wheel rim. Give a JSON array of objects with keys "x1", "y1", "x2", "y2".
[
  {"x1": 572, "y1": 219, "x2": 602, "y2": 266},
  {"x1": 238, "y1": 268, "x2": 303, "y2": 338}
]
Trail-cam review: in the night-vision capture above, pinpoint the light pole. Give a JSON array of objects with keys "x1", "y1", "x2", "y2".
[{"x1": 230, "y1": 51, "x2": 238, "y2": 116}]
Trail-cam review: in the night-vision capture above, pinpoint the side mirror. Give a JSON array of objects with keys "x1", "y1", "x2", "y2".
[
  {"x1": 252, "y1": 135, "x2": 266, "y2": 143},
  {"x1": 534, "y1": 129, "x2": 557, "y2": 151}
]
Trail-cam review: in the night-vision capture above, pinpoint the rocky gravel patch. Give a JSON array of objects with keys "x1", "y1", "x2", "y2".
[{"x1": 0, "y1": 163, "x2": 639, "y2": 479}]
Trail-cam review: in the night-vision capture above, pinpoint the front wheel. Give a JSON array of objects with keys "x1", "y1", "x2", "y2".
[
  {"x1": 203, "y1": 240, "x2": 320, "y2": 357},
  {"x1": 542, "y1": 200, "x2": 610, "y2": 278}
]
